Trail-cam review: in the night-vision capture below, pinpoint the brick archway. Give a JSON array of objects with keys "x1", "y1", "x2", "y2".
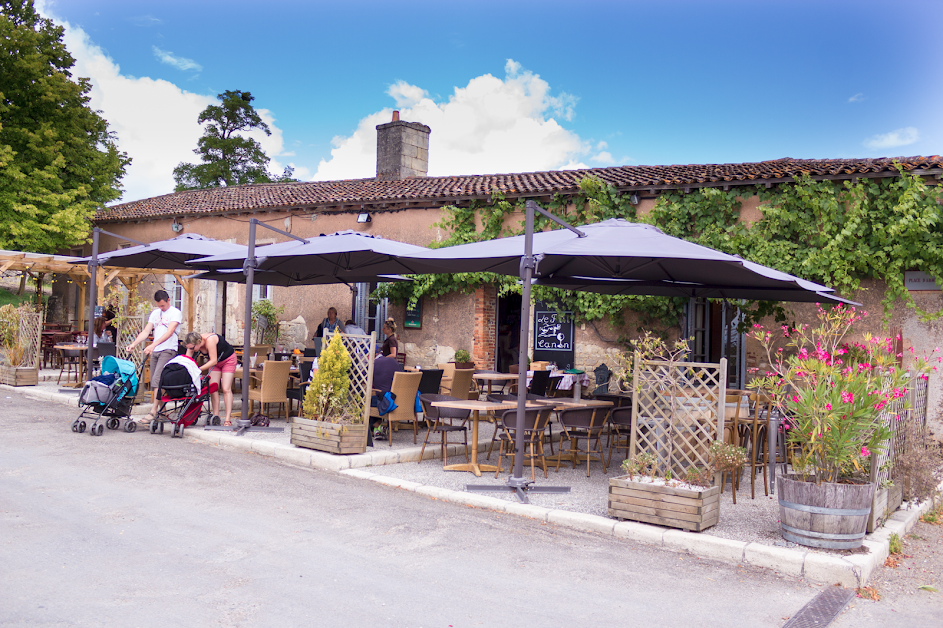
[{"x1": 472, "y1": 285, "x2": 497, "y2": 369}]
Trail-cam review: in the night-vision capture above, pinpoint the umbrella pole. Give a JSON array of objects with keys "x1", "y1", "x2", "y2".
[
  {"x1": 241, "y1": 219, "x2": 256, "y2": 424},
  {"x1": 466, "y1": 200, "x2": 571, "y2": 502},
  {"x1": 85, "y1": 228, "x2": 99, "y2": 382}
]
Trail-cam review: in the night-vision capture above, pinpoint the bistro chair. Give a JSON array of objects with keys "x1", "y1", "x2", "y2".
[
  {"x1": 57, "y1": 347, "x2": 83, "y2": 385},
  {"x1": 528, "y1": 369, "x2": 551, "y2": 396},
  {"x1": 473, "y1": 370, "x2": 510, "y2": 397},
  {"x1": 394, "y1": 352, "x2": 407, "y2": 367},
  {"x1": 484, "y1": 394, "x2": 516, "y2": 459},
  {"x1": 493, "y1": 407, "x2": 553, "y2": 481},
  {"x1": 739, "y1": 393, "x2": 775, "y2": 499},
  {"x1": 369, "y1": 370, "x2": 422, "y2": 446},
  {"x1": 555, "y1": 407, "x2": 610, "y2": 477},
  {"x1": 606, "y1": 406, "x2": 633, "y2": 467},
  {"x1": 247, "y1": 360, "x2": 292, "y2": 419},
  {"x1": 418, "y1": 393, "x2": 470, "y2": 466},
  {"x1": 416, "y1": 369, "x2": 444, "y2": 396},
  {"x1": 286, "y1": 359, "x2": 314, "y2": 416},
  {"x1": 440, "y1": 367, "x2": 475, "y2": 401}
]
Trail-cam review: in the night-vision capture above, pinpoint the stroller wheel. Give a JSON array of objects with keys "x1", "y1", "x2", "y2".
[
  {"x1": 212, "y1": 415, "x2": 221, "y2": 426},
  {"x1": 124, "y1": 420, "x2": 137, "y2": 433},
  {"x1": 95, "y1": 424, "x2": 104, "y2": 436},
  {"x1": 106, "y1": 418, "x2": 117, "y2": 430},
  {"x1": 149, "y1": 420, "x2": 159, "y2": 434},
  {"x1": 77, "y1": 421, "x2": 86, "y2": 433},
  {"x1": 158, "y1": 421, "x2": 164, "y2": 434},
  {"x1": 71, "y1": 420, "x2": 79, "y2": 433}
]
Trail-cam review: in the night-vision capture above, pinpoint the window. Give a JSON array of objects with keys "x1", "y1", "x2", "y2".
[
  {"x1": 252, "y1": 283, "x2": 271, "y2": 302},
  {"x1": 164, "y1": 275, "x2": 184, "y2": 311}
]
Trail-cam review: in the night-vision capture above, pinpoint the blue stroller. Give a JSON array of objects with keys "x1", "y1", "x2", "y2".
[{"x1": 71, "y1": 356, "x2": 144, "y2": 436}]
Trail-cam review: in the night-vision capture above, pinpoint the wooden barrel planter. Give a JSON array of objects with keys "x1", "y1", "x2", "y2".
[{"x1": 777, "y1": 475, "x2": 876, "y2": 549}]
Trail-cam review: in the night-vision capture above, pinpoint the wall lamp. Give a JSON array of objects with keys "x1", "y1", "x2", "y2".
[{"x1": 357, "y1": 212, "x2": 372, "y2": 223}]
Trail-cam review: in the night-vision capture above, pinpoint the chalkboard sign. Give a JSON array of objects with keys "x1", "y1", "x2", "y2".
[
  {"x1": 532, "y1": 302, "x2": 575, "y2": 370},
  {"x1": 94, "y1": 305, "x2": 105, "y2": 318}
]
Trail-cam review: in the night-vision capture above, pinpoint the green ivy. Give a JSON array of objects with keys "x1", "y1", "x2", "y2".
[{"x1": 375, "y1": 166, "x2": 943, "y2": 330}]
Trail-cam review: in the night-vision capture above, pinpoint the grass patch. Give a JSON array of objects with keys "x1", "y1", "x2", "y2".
[{"x1": 0, "y1": 288, "x2": 34, "y2": 308}]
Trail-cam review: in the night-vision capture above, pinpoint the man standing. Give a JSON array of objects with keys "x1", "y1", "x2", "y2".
[{"x1": 126, "y1": 290, "x2": 182, "y2": 425}]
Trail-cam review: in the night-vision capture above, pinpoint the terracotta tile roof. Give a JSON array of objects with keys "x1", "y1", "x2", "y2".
[{"x1": 96, "y1": 156, "x2": 943, "y2": 222}]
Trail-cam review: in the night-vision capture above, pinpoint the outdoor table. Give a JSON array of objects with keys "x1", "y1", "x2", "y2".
[
  {"x1": 530, "y1": 399, "x2": 613, "y2": 466},
  {"x1": 472, "y1": 372, "x2": 518, "y2": 395},
  {"x1": 527, "y1": 370, "x2": 591, "y2": 400},
  {"x1": 430, "y1": 398, "x2": 516, "y2": 476},
  {"x1": 55, "y1": 343, "x2": 88, "y2": 387}
]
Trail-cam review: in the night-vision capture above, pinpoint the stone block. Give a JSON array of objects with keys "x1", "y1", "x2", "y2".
[
  {"x1": 274, "y1": 446, "x2": 314, "y2": 468},
  {"x1": 547, "y1": 510, "x2": 616, "y2": 535},
  {"x1": 743, "y1": 542, "x2": 806, "y2": 578},
  {"x1": 339, "y1": 468, "x2": 376, "y2": 480},
  {"x1": 308, "y1": 451, "x2": 350, "y2": 472},
  {"x1": 250, "y1": 440, "x2": 279, "y2": 456},
  {"x1": 503, "y1": 502, "x2": 550, "y2": 521},
  {"x1": 414, "y1": 485, "x2": 453, "y2": 501},
  {"x1": 663, "y1": 530, "x2": 746, "y2": 563},
  {"x1": 612, "y1": 520, "x2": 665, "y2": 545}
]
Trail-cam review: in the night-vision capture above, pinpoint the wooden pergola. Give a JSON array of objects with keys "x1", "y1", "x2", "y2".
[{"x1": 0, "y1": 250, "x2": 197, "y2": 330}]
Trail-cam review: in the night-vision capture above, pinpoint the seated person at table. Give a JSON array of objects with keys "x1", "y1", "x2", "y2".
[
  {"x1": 343, "y1": 319, "x2": 366, "y2": 336},
  {"x1": 369, "y1": 353, "x2": 403, "y2": 441},
  {"x1": 92, "y1": 317, "x2": 112, "y2": 347},
  {"x1": 183, "y1": 331, "x2": 237, "y2": 427}
]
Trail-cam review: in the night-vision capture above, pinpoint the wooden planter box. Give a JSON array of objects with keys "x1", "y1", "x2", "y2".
[
  {"x1": 290, "y1": 416, "x2": 368, "y2": 455},
  {"x1": 0, "y1": 365, "x2": 38, "y2": 386},
  {"x1": 608, "y1": 475, "x2": 720, "y2": 532},
  {"x1": 868, "y1": 483, "x2": 904, "y2": 533}
]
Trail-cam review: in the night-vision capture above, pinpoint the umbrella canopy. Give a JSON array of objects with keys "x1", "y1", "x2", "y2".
[
  {"x1": 185, "y1": 268, "x2": 412, "y2": 287},
  {"x1": 189, "y1": 230, "x2": 433, "y2": 281},
  {"x1": 74, "y1": 233, "x2": 247, "y2": 270},
  {"x1": 397, "y1": 218, "x2": 844, "y2": 296}
]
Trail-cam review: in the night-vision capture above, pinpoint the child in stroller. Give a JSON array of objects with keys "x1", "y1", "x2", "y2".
[
  {"x1": 150, "y1": 355, "x2": 220, "y2": 438},
  {"x1": 72, "y1": 356, "x2": 144, "y2": 436}
]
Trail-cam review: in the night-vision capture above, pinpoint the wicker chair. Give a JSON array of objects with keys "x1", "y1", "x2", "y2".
[
  {"x1": 440, "y1": 367, "x2": 475, "y2": 400},
  {"x1": 555, "y1": 407, "x2": 609, "y2": 477},
  {"x1": 606, "y1": 406, "x2": 633, "y2": 467},
  {"x1": 493, "y1": 407, "x2": 553, "y2": 480},
  {"x1": 369, "y1": 371, "x2": 422, "y2": 446},
  {"x1": 247, "y1": 360, "x2": 292, "y2": 418},
  {"x1": 418, "y1": 393, "x2": 470, "y2": 466}
]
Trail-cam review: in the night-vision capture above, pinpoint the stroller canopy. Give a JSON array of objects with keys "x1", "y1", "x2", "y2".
[{"x1": 101, "y1": 355, "x2": 139, "y2": 401}]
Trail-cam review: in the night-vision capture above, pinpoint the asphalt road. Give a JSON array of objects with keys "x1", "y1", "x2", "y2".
[{"x1": 1, "y1": 389, "x2": 835, "y2": 627}]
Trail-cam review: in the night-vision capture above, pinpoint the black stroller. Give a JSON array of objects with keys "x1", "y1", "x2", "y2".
[
  {"x1": 150, "y1": 358, "x2": 221, "y2": 438},
  {"x1": 72, "y1": 356, "x2": 144, "y2": 436}
]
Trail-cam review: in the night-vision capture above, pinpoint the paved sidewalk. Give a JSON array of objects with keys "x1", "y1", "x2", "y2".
[{"x1": 13, "y1": 379, "x2": 935, "y2": 588}]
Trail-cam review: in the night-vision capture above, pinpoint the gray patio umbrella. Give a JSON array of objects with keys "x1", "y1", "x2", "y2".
[
  {"x1": 189, "y1": 229, "x2": 434, "y2": 279},
  {"x1": 392, "y1": 209, "x2": 850, "y2": 501},
  {"x1": 184, "y1": 268, "x2": 412, "y2": 287},
  {"x1": 74, "y1": 233, "x2": 247, "y2": 270}
]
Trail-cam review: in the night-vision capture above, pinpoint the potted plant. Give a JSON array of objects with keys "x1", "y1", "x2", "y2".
[
  {"x1": 0, "y1": 304, "x2": 37, "y2": 386},
  {"x1": 608, "y1": 441, "x2": 746, "y2": 531},
  {"x1": 251, "y1": 298, "x2": 285, "y2": 346},
  {"x1": 453, "y1": 349, "x2": 475, "y2": 370},
  {"x1": 291, "y1": 332, "x2": 368, "y2": 454},
  {"x1": 750, "y1": 304, "x2": 938, "y2": 549}
]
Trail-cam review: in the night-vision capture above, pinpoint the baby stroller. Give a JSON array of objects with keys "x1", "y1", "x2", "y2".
[
  {"x1": 151, "y1": 359, "x2": 220, "y2": 438},
  {"x1": 72, "y1": 356, "x2": 144, "y2": 436}
]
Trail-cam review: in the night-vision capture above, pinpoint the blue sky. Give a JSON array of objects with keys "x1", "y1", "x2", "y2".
[{"x1": 38, "y1": 0, "x2": 942, "y2": 203}]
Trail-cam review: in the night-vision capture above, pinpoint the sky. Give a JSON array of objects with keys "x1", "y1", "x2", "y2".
[{"x1": 34, "y1": 0, "x2": 943, "y2": 204}]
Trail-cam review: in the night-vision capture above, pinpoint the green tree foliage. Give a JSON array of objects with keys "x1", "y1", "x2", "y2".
[
  {"x1": 173, "y1": 90, "x2": 295, "y2": 191},
  {"x1": 0, "y1": 0, "x2": 129, "y2": 253}
]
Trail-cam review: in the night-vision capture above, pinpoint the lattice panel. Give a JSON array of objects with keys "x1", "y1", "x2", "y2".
[
  {"x1": 630, "y1": 356, "x2": 726, "y2": 479},
  {"x1": 17, "y1": 311, "x2": 41, "y2": 369},
  {"x1": 117, "y1": 315, "x2": 145, "y2": 370},
  {"x1": 881, "y1": 373, "x2": 932, "y2": 485},
  {"x1": 325, "y1": 331, "x2": 376, "y2": 425}
]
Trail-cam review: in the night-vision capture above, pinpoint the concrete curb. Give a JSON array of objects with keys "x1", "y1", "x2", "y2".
[{"x1": 178, "y1": 423, "x2": 939, "y2": 587}]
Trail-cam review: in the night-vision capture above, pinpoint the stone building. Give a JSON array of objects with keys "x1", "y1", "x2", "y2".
[{"x1": 76, "y1": 113, "x2": 943, "y2": 430}]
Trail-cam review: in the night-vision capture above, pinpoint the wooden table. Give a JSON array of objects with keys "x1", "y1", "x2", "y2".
[
  {"x1": 431, "y1": 399, "x2": 516, "y2": 476},
  {"x1": 472, "y1": 372, "x2": 518, "y2": 396}
]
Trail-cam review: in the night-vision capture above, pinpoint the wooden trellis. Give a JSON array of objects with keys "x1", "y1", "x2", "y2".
[
  {"x1": 17, "y1": 311, "x2": 41, "y2": 370},
  {"x1": 630, "y1": 355, "x2": 727, "y2": 480},
  {"x1": 117, "y1": 315, "x2": 145, "y2": 370},
  {"x1": 325, "y1": 331, "x2": 377, "y2": 425}
]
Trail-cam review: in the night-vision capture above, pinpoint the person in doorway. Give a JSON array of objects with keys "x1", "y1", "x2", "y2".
[
  {"x1": 183, "y1": 331, "x2": 236, "y2": 426},
  {"x1": 126, "y1": 290, "x2": 182, "y2": 425},
  {"x1": 343, "y1": 319, "x2": 366, "y2": 336},
  {"x1": 314, "y1": 307, "x2": 345, "y2": 339},
  {"x1": 380, "y1": 318, "x2": 398, "y2": 357}
]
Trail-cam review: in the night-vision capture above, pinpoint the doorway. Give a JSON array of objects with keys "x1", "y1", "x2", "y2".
[
  {"x1": 496, "y1": 293, "x2": 522, "y2": 372},
  {"x1": 685, "y1": 298, "x2": 745, "y2": 389}
]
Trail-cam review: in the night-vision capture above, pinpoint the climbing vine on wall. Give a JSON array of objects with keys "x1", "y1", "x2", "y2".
[{"x1": 375, "y1": 165, "x2": 943, "y2": 331}]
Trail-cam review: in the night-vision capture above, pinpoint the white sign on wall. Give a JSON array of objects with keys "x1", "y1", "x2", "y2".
[{"x1": 905, "y1": 271, "x2": 942, "y2": 291}]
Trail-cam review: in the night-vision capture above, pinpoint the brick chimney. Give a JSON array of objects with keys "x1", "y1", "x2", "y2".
[{"x1": 376, "y1": 110, "x2": 431, "y2": 181}]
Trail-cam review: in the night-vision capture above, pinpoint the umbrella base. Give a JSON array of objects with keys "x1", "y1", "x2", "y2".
[{"x1": 466, "y1": 477, "x2": 571, "y2": 503}]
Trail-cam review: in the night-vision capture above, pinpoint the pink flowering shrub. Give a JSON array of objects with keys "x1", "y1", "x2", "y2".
[{"x1": 750, "y1": 304, "x2": 937, "y2": 484}]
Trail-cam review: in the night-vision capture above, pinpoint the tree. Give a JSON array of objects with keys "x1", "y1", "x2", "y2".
[
  {"x1": 0, "y1": 0, "x2": 129, "y2": 253},
  {"x1": 173, "y1": 90, "x2": 295, "y2": 191}
]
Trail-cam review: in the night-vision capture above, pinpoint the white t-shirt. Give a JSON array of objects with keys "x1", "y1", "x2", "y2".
[{"x1": 148, "y1": 306, "x2": 182, "y2": 353}]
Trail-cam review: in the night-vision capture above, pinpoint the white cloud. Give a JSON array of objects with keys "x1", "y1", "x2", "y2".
[
  {"x1": 591, "y1": 151, "x2": 615, "y2": 165},
  {"x1": 848, "y1": 93, "x2": 866, "y2": 103},
  {"x1": 152, "y1": 46, "x2": 202, "y2": 72},
  {"x1": 35, "y1": 2, "x2": 293, "y2": 202},
  {"x1": 863, "y1": 127, "x2": 920, "y2": 150},
  {"x1": 314, "y1": 59, "x2": 585, "y2": 180},
  {"x1": 129, "y1": 15, "x2": 162, "y2": 27}
]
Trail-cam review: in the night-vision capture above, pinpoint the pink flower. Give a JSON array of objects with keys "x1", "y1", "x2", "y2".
[
  {"x1": 825, "y1": 403, "x2": 832, "y2": 411},
  {"x1": 861, "y1": 446, "x2": 871, "y2": 457},
  {"x1": 841, "y1": 391, "x2": 854, "y2": 403}
]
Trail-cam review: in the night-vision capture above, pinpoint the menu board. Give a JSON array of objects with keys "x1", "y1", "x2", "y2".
[{"x1": 532, "y1": 302, "x2": 575, "y2": 370}]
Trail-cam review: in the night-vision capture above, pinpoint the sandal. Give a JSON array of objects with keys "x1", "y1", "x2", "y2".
[
  {"x1": 223, "y1": 420, "x2": 232, "y2": 427},
  {"x1": 138, "y1": 413, "x2": 156, "y2": 425}
]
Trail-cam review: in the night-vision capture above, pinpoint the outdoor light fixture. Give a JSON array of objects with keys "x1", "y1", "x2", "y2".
[
  {"x1": 171, "y1": 219, "x2": 184, "y2": 232},
  {"x1": 357, "y1": 212, "x2": 371, "y2": 223},
  {"x1": 629, "y1": 193, "x2": 639, "y2": 205}
]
